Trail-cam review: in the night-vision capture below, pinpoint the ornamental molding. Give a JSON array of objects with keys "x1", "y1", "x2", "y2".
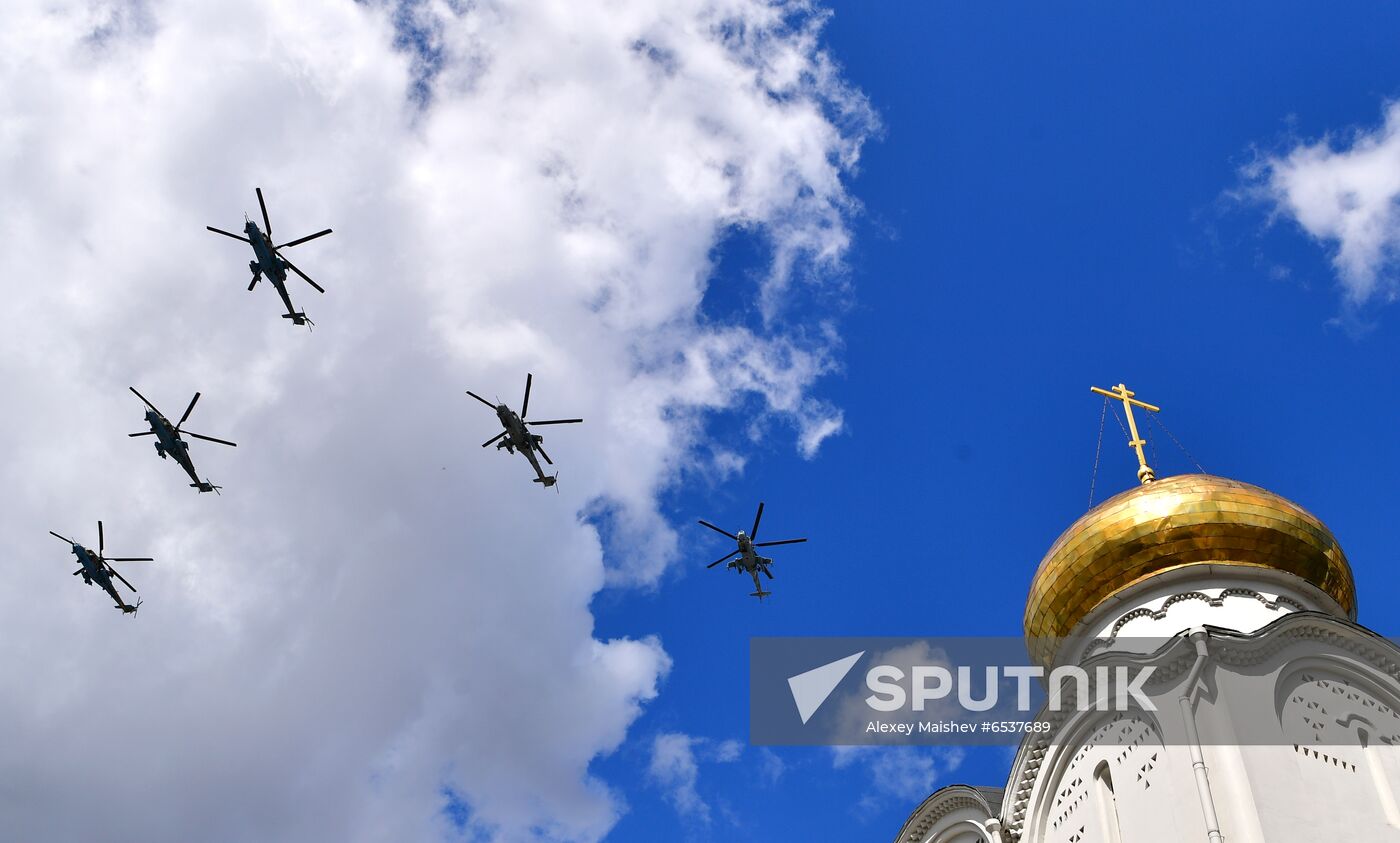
[
  {"x1": 894, "y1": 785, "x2": 1000, "y2": 843},
  {"x1": 1082, "y1": 588, "x2": 1307, "y2": 658},
  {"x1": 998, "y1": 612, "x2": 1400, "y2": 841}
]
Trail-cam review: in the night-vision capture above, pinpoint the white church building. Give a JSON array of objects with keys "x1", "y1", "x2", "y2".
[{"x1": 894, "y1": 455, "x2": 1400, "y2": 842}]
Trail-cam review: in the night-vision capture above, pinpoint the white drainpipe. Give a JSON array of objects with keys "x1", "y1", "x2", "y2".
[{"x1": 1179, "y1": 628, "x2": 1225, "y2": 843}]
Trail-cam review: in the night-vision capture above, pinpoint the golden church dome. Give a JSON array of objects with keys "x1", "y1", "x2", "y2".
[{"x1": 1024, "y1": 474, "x2": 1355, "y2": 667}]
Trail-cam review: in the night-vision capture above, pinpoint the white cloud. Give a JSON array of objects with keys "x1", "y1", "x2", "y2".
[
  {"x1": 830, "y1": 746, "x2": 966, "y2": 816},
  {"x1": 0, "y1": 1, "x2": 871, "y2": 841},
  {"x1": 758, "y1": 746, "x2": 787, "y2": 784},
  {"x1": 649, "y1": 733, "x2": 711, "y2": 822},
  {"x1": 710, "y1": 738, "x2": 744, "y2": 763},
  {"x1": 1250, "y1": 100, "x2": 1400, "y2": 306},
  {"x1": 646, "y1": 732, "x2": 744, "y2": 823}
]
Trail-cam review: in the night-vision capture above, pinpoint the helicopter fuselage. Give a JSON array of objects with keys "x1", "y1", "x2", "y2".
[
  {"x1": 243, "y1": 221, "x2": 304, "y2": 323},
  {"x1": 725, "y1": 531, "x2": 775, "y2": 597},
  {"x1": 470, "y1": 375, "x2": 577, "y2": 489},
  {"x1": 142, "y1": 410, "x2": 202, "y2": 481},
  {"x1": 699, "y1": 503, "x2": 802, "y2": 600},
  {"x1": 137, "y1": 407, "x2": 219, "y2": 492},
  {"x1": 495, "y1": 406, "x2": 529, "y2": 447},
  {"x1": 69, "y1": 545, "x2": 131, "y2": 612},
  {"x1": 493, "y1": 405, "x2": 551, "y2": 483}
]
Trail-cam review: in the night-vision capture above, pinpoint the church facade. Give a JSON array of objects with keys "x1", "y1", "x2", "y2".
[{"x1": 895, "y1": 470, "x2": 1400, "y2": 843}]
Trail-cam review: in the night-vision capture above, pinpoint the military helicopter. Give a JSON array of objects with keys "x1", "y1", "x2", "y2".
[
  {"x1": 128, "y1": 387, "x2": 236, "y2": 493},
  {"x1": 467, "y1": 373, "x2": 582, "y2": 488},
  {"x1": 698, "y1": 502, "x2": 807, "y2": 599},
  {"x1": 206, "y1": 187, "x2": 332, "y2": 327},
  {"x1": 48, "y1": 522, "x2": 152, "y2": 615}
]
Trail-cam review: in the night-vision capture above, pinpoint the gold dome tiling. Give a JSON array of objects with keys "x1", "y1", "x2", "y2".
[{"x1": 1024, "y1": 474, "x2": 1355, "y2": 667}]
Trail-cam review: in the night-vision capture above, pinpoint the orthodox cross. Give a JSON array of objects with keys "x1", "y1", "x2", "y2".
[{"x1": 1090, "y1": 383, "x2": 1160, "y2": 485}]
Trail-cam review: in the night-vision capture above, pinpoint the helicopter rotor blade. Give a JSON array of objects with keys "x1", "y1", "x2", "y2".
[
  {"x1": 524, "y1": 419, "x2": 582, "y2": 426},
  {"x1": 697, "y1": 519, "x2": 737, "y2": 540},
  {"x1": 279, "y1": 254, "x2": 325, "y2": 293},
  {"x1": 98, "y1": 520, "x2": 104, "y2": 555},
  {"x1": 536, "y1": 443, "x2": 553, "y2": 466},
  {"x1": 49, "y1": 531, "x2": 75, "y2": 545},
  {"x1": 182, "y1": 431, "x2": 237, "y2": 447},
  {"x1": 106, "y1": 557, "x2": 153, "y2": 562},
  {"x1": 276, "y1": 228, "x2": 332, "y2": 249},
  {"x1": 128, "y1": 386, "x2": 160, "y2": 414},
  {"x1": 707, "y1": 550, "x2": 740, "y2": 568},
  {"x1": 465, "y1": 390, "x2": 498, "y2": 411},
  {"x1": 206, "y1": 225, "x2": 251, "y2": 244},
  {"x1": 761, "y1": 564, "x2": 775, "y2": 579},
  {"x1": 754, "y1": 538, "x2": 807, "y2": 548},
  {"x1": 128, "y1": 431, "x2": 156, "y2": 437},
  {"x1": 106, "y1": 565, "x2": 138, "y2": 593},
  {"x1": 521, "y1": 373, "x2": 533, "y2": 419},
  {"x1": 751, "y1": 501, "x2": 765, "y2": 540},
  {"x1": 481, "y1": 431, "x2": 507, "y2": 448},
  {"x1": 176, "y1": 392, "x2": 201, "y2": 428},
  {"x1": 256, "y1": 187, "x2": 272, "y2": 237}
]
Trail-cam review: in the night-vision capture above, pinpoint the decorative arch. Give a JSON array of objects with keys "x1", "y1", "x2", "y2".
[
  {"x1": 1276, "y1": 657, "x2": 1400, "y2": 829},
  {"x1": 893, "y1": 785, "x2": 1003, "y2": 843},
  {"x1": 1022, "y1": 708, "x2": 1167, "y2": 843}
]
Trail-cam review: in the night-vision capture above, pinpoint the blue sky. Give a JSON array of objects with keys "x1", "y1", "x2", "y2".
[
  {"x1": 7, "y1": 2, "x2": 1400, "y2": 840},
  {"x1": 593, "y1": 3, "x2": 1400, "y2": 839}
]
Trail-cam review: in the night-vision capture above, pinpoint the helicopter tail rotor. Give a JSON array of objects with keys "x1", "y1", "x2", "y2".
[{"x1": 281, "y1": 311, "x2": 314, "y2": 330}]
